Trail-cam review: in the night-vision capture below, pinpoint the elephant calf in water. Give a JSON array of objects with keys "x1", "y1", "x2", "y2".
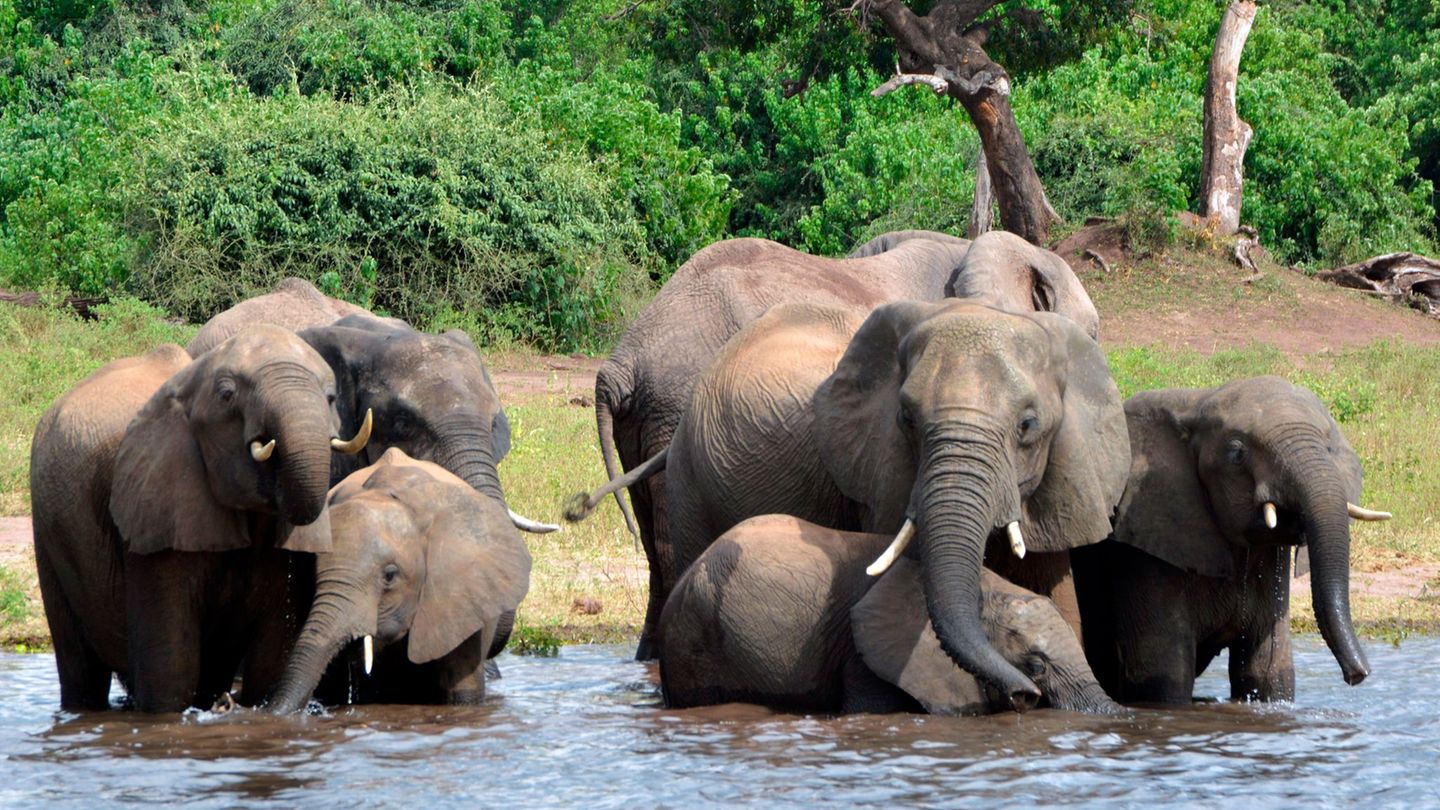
[
  {"x1": 268, "y1": 448, "x2": 531, "y2": 711},
  {"x1": 660, "y1": 515, "x2": 1120, "y2": 715}
]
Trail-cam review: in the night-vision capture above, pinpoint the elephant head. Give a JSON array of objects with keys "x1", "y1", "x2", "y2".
[
  {"x1": 812, "y1": 300, "x2": 1129, "y2": 708},
  {"x1": 1115, "y1": 376, "x2": 1381, "y2": 686},
  {"x1": 300, "y1": 316, "x2": 554, "y2": 533},
  {"x1": 853, "y1": 561, "x2": 1120, "y2": 714},
  {"x1": 110, "y1": 325, "x2": 369, "y2": 553},
  {"x1": 947, "y1": 231, "x2": 1100, "y2": 340},
  {"x1": 269, "y1": 448, "x2": 531, "y2": 712}
]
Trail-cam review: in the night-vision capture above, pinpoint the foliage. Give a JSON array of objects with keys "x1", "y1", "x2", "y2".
[{"x1": 508, "y1": 622, "x2": 561, "y2": 656}]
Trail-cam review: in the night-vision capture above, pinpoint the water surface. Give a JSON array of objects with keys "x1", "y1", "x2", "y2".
[{"x1": 1, "y1": 635, "x2": 1437, "y2": 807}]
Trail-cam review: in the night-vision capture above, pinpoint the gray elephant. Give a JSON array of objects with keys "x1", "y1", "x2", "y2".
[
  {"x1": 592, "y1": 299, "x2": 1129, "y2": 708},
  {"x1": 298, "y1": 315, "x2": 555, "y2": 534},
  {"x1": 584, "y1": 231, "x2": 1096, "y2": 660},
  {"x1": 186, "y1": 277, "x2": 401, "y2": 357},
  {"x1": 660, "y1": 515, "x2": 1121, "y2": 715},
  {"x1": 847, "y1": 229, "x2": 972, "y2": 258},
  {"x1": 267, "y1": 449, "x2": 531, "y2": 711},
  {"x1": 1071, "y1": 376, "x2": 1385, "y2": 704},
  {"x1": 31, "y1": 326, "x2": 371, "y2": 711}
]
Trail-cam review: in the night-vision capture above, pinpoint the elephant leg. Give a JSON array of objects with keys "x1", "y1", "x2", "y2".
[
  {"x1": 635, "y1": 470, "x2": 673, "y2": 662},
  {"x1": 235, "y1": 550, "x2": 307, "y2": 706},
  {"x1": 37, "y1": 548, "x2": 113, "y2": 711},
  {"x1": 1118, "y1": 626, "x2": 1197, "y2": 705},
  {"x1": 1228, "y1": 615, "x2": 1295, "y2": 702},
  {"x1": 125, "y1": 550, "x2": 206, "y2": 712}
]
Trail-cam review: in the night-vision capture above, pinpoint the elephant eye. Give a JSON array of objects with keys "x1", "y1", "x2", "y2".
[
  {"x1": 1017, "y1": 414, "x2": 1041, "y2": 443},
  {"x1": 216, "y1": 379, "x2": 237, "y2": 403},
  {"x1": 1226, "y1": 439, "x2": 1247, "y2": 465},
  {"x1": 1023, "y1": 654, "x2": 1047, "y2": 677},
  {"x1": 382, "y1": 564, "x2": 400, "y2": 588},
  {"x1": 327, "y1": 393, "x2": 336, "y2": 405},
  {"x1": 897, "y1": 403, "x2": 916, "y2": 430}
]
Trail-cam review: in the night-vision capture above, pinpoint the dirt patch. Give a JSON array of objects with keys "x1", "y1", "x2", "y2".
[
  {"x1": 1052, "y1": 219, "x2": 1133, "y2": 273},
  {"x1": 0, "y1": 517, "x2": 31, "y2": 569},
  {"x1": 487, "y1": 354, "x2": 601, "y2": 398}
]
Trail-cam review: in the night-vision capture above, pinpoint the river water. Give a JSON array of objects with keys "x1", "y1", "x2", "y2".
[{"x1": 1, "y1": 635, "x2": 1437, "y2": 807}]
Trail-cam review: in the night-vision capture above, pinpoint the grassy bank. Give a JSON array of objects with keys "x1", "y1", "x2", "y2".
[{"x1": 2, "y1": 290, "x2": 1439, "y2": 651}]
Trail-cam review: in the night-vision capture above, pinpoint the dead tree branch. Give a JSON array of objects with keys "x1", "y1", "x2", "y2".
[{"x1": 1317, "y1": 253, "x2": 1440, "y2": 319}]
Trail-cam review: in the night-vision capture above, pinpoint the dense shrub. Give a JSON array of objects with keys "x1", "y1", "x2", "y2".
[{"x1": 126, "y1": 82, "x2": 655, "y2": 349}]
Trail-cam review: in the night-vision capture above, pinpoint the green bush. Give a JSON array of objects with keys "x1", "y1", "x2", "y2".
[{"x1": 125, "y1": 82, "x2": 654, "y2": 350}]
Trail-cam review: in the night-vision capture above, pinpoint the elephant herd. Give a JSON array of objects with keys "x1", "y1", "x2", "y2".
[
  {"x1": 30, "y1": 229, "x2": 1390, "y2": 721},
  {"x1": 570, "y1": 229, "x2": 1391, "y2": 714}
]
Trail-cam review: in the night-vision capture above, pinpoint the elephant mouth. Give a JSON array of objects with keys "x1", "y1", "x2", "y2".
[{"x1": 1246, "y1": 504, "x2": 1307, "y2": 546}]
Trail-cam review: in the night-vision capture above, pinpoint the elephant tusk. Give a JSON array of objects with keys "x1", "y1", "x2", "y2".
[
  {"x1": 1007, "y1": 521, "x2": 1026, "y2": 559},
  {"x1": 866, "y1": 519, "x2": 916, "y2": 577},
  {"x1": 250, "y1": 439, "x2": 276, "y2": 462},
  {"x1": 211, "y1": 691, "x2": 235, "y2": 714},
  {"x1": 1347, "y1": 502, "x2": 1393, "y2": 522},
  {"x1": 509, "y1": 508, "x2": 560, "y2": 534},
  {"x1": 1263, "y1": 502, "x2": 1278, "y2": 530},
  {"x1": 331, "y1": 408, "x2": 373, "y2": 454},
  {"x1": 362, "y1": 634, "x2": 374, "y2": 676}
]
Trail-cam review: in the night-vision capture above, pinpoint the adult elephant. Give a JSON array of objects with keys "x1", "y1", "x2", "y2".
[
  {"x1": 661, "y1": 515, "x2": 1120, "y2": 716},
  {"x1": 31, "y1": 326, "x2": 371, "y2": 711},
  {"x1": 847, "y1": 229, "x2": 972, "y2": 258},
  {"x1": 1071, "y1": 377, "x2": 1384, "y2": 703},
  {"x1": 268, "y1": 449, "x2": 531, "y2": 711},
  {"x1": 590, "y1": 299, "x2": 1129, "y2": 706},
  {"x1": 298, "y1": 315, "x2": 556, "y2": 534},
  {"x1": 584, "y1": 231, "x2": 1096, "y2": 659},
  {"x1": 186, "y1": 277, "x2": 402, "y2": 357}
]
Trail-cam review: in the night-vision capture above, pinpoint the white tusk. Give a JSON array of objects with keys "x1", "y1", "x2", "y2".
[
  {"x1": 509, "y1": 508, "x2": 560, "y2": 534},
  {"x1": 250, "y1": 439, "x2": 276, "y2": 462},
  {"x1": 1347, "y1": 502, "x2": 1393, "y2": 522},
  {"x1": 1263, "y1": 502, "x2": 1278, "y2": 530},
  {"x1": 866, "y1": 519, "x2": 916, "y2": 577},
  {"x1": 331, "y1": 408, "x2": 373, "y2": 454},
  {"x1": 362, "y1": 635, "x2": 373, "y2": 676},
  {"x1": 1007, "y1": 521, "x2": 1026, "y2": 559}
]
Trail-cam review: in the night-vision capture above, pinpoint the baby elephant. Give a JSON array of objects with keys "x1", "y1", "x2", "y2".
[
  {"x1": 660, "y1": 515, "x2": 1119, "y2": 715},
  {"x1": 267, "y1": 448, "x2": 531, "y2": 711}
]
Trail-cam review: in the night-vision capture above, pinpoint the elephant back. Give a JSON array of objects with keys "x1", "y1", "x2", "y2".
[{"x1": 187, "y1": 277, "x2": 378, "y2": 357}]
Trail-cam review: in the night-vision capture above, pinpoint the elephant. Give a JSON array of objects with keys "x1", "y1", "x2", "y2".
[
  {"x1": 297, "y1": 315, "x2": 556, "y2": 535},
  {"x1": 186, "y1": 277, "x2": 402, "y2": 357},
  {"x1": 847, "y1": 229, "x2": 973, "y2": 258},
  {"x1": 587, "y1": 298, "x2": 1130, "y2": 707},
  {"x1": 267, "y1": 448, "x2": 531, "y2": 711},
  {"x1": 1070, "y1": 376, "x2": 1386, "y2": 704},
  {"x1": 584, "y1": 231, "x2": 1098, "y2": 660},
  {"x1": 31, "y1": 326, "x2": 371, "y2": 711},
  {"x1": 660, "y1": 514, "x2": 1120, "y2": 716}
]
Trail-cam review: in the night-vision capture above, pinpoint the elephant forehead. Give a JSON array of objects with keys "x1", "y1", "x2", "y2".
[
  {"x1": 327, "y1": 496, "x2": 413, "y2": 552},
  {"x1": 378, "y1": 340, "x2": 493, "y2": 409},
  {"x1": 906, "y1": 315, "x2": 1048, "y2": 385}
]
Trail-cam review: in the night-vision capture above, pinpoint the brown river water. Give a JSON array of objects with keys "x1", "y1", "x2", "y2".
[{"x1": 1, "y1": 635, "x2": 1437, "y2": 807}]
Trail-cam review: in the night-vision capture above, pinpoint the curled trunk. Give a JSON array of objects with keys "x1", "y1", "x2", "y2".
[
  {"x1": 434, "y1": 420, "x2": 505, "y2": 502},
  {"x1": 260, "y1": 370, "x2": 335, "y2": 526},
  {"x1": 918, "y1": 426, "x2": 1041, "y2": 709}
]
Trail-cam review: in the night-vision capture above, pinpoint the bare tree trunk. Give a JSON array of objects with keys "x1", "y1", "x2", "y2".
[
  {"x1": 968, "y1": 144, "x2": 993, "y2": 238},
  {"x1": 1199, "y1": 0, "x2": 1257, "y2": 235},
  {"x1": 867, "y1": 0, "x2": 1058, "y2": 245}
]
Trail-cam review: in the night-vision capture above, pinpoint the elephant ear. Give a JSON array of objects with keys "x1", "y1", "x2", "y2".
[
  {"x1": 1113, "y1": 388, "x2": 1233, "y2": 578},
  {"x1": 813, "y1": 301, "x2": 941, "y2": 531},
  {"x1": 1019, "y1": 312, "x2": 1131, "y2": 553},
  {"x1": 851, "y1": 558, "x2": 990, "y2": 715},
  {"x1": 110, "y1": 376, "x2": 251, "y2": 554},
  {"x1": 407, "y1": 482, "x2": 532, "y2": 664},
  {"x1": 491, "y1": 408, "x2": 512, "y2": 462}
]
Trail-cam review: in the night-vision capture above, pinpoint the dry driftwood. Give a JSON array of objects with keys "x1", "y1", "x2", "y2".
[
  {"x1": 0, "y1": 290, "x2": 104, "y2": 319},
  {"x1": 1317, "y1": 253, "x2": 1440, "y2": 318}
]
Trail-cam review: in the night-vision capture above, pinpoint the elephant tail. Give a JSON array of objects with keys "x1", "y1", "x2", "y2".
[
  {"x1": 593, "y1": 395, "x2": 639, "y2": 537},
  {"x1": 565, "y1": 442, "x2": 668, "y2": 525}
]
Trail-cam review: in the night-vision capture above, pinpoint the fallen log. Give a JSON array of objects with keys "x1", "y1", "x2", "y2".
[
  {"x1": 0, "y1": 290, "x2": 105, "y2": 319},
  {"x1": 1317, "y1": 253, "x2": 1440, "y2": 319}
]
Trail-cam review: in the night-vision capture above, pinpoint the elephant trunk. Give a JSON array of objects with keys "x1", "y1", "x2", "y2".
[
  {"x1": 259, "y1": 367, "x2": 335, "y2": 526},
  {"x1": 434, "y1": 418, "x2": 505, "y2": 502},
  {"x1": 918, "y1": 424, "x2": 1042, "y2": 710},
  {"x1": 269, "y1": 562, "x2": 371, "y2": 714},
  {"x1": 1284, "y1": 444, "x2": 1369, "y2": 685}
]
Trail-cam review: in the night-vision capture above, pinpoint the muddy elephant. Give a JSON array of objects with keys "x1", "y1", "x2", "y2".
[
  {"x1": 661, "y1": 515, "x2": 1121, "y2": 715},
  {"x1": 585, "y1": 231, "x2": 1096, "y2": 660},
  {"x1": 591, "y1": 299, "x2": 1129, "y2": 706},
  {"x1": 31, "y1": 326, "x2": 371, "y2": 711},
  {"x1": 1071, "y1": 376, "x2": 1385, "y2": 704},
  {"x1": 186, "y1": 277, "x2": 402, "y2": 357},
  {"x1": 298, "y1": 315, "x2": 556, "y2": 534},
  {"x1": 268, "y1": 449, "x2": 531, "y2": 711}
]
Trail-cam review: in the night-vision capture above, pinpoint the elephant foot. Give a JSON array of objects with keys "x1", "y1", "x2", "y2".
[{"x1": 634, "y1": 636, "x2": 659, "y2": 662}]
